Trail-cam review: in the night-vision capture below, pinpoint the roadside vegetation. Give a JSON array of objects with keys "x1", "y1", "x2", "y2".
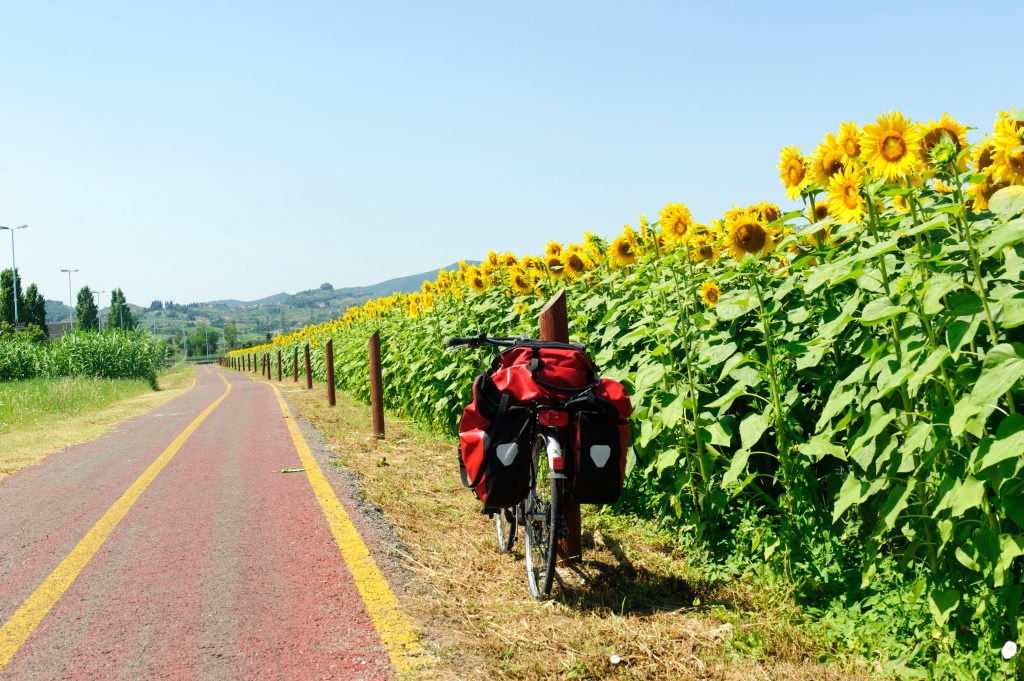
[
  {"x1": 0, "y1": 329, "x2": 166, "y2": 386},
  {"x1": 0, "y1": 363, "x2": 194, "y2": 481},
  {"x1": 239, "y1": 106, "x2": 1024, "y2": 678}
]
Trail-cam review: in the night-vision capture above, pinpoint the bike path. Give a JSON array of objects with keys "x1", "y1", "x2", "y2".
[{"x1": 0, "y1": 366, "x2": 421, "y2": 679}]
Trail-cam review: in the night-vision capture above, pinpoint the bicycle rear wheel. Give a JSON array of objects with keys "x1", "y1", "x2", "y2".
[
  {"x1": 495, "y1": 507, "x2": 517, "y2": 554},
  {"x1": 524, "y1": 434, "x2": 560, "y2": 599}
]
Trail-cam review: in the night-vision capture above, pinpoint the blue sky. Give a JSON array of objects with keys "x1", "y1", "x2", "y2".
[{"x1": 1, "y1": 1, "x2": 1021, "y2": 306}]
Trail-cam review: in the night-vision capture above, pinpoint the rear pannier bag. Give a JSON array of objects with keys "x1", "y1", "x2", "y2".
[
  {"x1": 568, "y1": 378, "x2": 632, "y2": 505},
  {"x1": 457, "y1": 373, "x2": 533, "y2": 509}
]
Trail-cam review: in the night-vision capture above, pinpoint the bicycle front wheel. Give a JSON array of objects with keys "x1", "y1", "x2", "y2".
[
  {"x1": 524, "y1": 434, "x2": 560, "y2": 599},
  {"x1": 495, "y1": 507, "x2": 517, "y2": 554}
]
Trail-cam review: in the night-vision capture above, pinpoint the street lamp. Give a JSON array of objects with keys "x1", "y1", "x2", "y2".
[
  {"x1": 61, "y1": 268, "x2": 79, "y2": 330},
  {"x1": 93, "y1": 291, "x2": 106, "y2": 329},
  {"x1": 0, "y1": 224, "x2": 28, "y2": 325}
]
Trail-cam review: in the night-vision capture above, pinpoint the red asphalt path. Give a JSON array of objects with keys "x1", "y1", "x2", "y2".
[{"x1": 0, "y1": 367, "x2": 395, "y2": 680}]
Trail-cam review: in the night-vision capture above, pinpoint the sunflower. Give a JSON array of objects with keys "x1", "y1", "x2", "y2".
[
  {"x1": 514, "y1": 302, "x2": 526, "y2": 315},
  {"x1": 725, "y1": 210, "x2": 776, "y2": 260},
  {"x1": 778, "y1": 146, "x2": 811, "y2": 199},
  {"x1": 639, "y1": 214, "x2": 652, "y2": 243},
  {"x1": 990, "y1": 117, "x2": 1024, "y2": 185},
  {"x1": 861, "y1": 111, "x2": 922, "y2": 181},
  {"x1": 545, "y1": 241, "x2": 563, "y2": 257},
  {"x1": 421, "y1": 280, "x2": 434, "y2": 294},
  {"x1": 521, "y1": 255, "x2": 543, "y2": 271},
  {"x1": 921, "y1": 113, "x2": 970, "y2": 170},
  {"x1": 826, "y1": 165, "x2": 867, "y2": 223},
  {"x1": 700, "y1": 281, "x2": 721, "y2": 307},
  {"x1": 487, "y1": 250, "x2": 499, "y2": 267},
  {"x1": 838, "y1": 121, "x2": 862, "y2": 163},
  {"x1": 891, "y1": 194, "x2": 911, "y2": 213},
  {"x1": 467, "y1": 267, "x2": 488, "y2": 293},
  {"x1": 508, "y1": 267, "x2": 533, "y2": 294},
  {"x1": 811, "y1": 133, "x2": 846, "y2": 187},
  {"x1": 480, "y1": 261, "x2": 496, "y2": 277},
  {"x1": 500, "y1": 252, "x2": 518, "y2": 268},
  {"x1": 756, "y1": 201, "x2": 781, "y2": 224},
  {"x1": 660, "y1": 202, "x2": 695, "y2": 245},
  {"x1": 689, "y1": 232, "x2": 720, "y2": 263},
  {"x1": 564, "y1": 250, "x2": 593, "y2": 277},
  {"x1": 808, "y1": 201, "x2": 829, "y2": 222},
  {"x1": 609, "y1": 236, "x2": 637, "y2": 267},
  {"x1": 545, "y1": 254, "x2": 566, "y2": 278},
  {"x1": 967, "y1": 177, "x2": 1008, "y2": 212},
  {"x1": 974, "y1": 135, "x2": 995, "y2": 174}
]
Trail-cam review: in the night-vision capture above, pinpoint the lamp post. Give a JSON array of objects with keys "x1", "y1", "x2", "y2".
[
  {"x1": 0, "y1": 224, "x2": 28, "y2": 324},
  {"x1": 61, "y1": 268, "x2": 79, "y2": 330},
  {"x1": 93, "y1": 291, "x2": 106, "y2": 329}
]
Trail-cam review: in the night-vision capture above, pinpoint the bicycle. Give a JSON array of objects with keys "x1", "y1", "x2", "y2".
[{"x1": 446, "y1": 333, "x2": 585, "y2": 599}]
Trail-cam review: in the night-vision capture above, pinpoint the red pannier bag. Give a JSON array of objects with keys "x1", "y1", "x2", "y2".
[
  {"x1": 458, "y1": 373, "x2": 533, "y2": 509},
  {"x1": 566, "y1": 378, "x2": 632, "y2": 505}
]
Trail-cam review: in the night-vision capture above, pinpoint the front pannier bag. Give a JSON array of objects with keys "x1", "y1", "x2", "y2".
[{"x1": 458, "y1": 373, "x2": 533, "y2": 509}]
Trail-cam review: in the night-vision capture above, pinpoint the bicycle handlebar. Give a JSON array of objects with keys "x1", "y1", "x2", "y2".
[{"x1": 445, "y1": 334, "x2": 524, "y2": 349}]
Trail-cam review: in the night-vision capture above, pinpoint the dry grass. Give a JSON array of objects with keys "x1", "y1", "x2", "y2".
[
  {"x1": 0, "y1": 364, "x2": 196, "y2": 481},
  {"x1": 279, "y1": 376, "x2": 876, "y2": 681}
]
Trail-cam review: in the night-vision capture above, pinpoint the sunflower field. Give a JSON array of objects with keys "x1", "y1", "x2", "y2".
[{"x1": 234, "y1": 108, "x2": 1024, "y2": 676}]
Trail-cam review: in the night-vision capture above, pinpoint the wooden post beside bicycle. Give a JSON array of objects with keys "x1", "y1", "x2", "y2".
[
  {"x1": 293, "y1": 347, "x2": 299, "y2": 382},
  {"x1": 539, "y1": 289, "x2": 582, "y2": 567},
  {"x1": 368, "y1": 331, "x2": 385, "y2": 439},
  {"x1": 277, "y1": 350, "x2": 283, "y2": 381},
  {"x1": 304, "y1": 343, "x2": 313, "y2": 389},
  {"x1": 325, "y1": 339, "x2": 337, "y2": 406}
]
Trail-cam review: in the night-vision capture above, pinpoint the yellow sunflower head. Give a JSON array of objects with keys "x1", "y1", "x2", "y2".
[
  {"x1": 826, "y1": 165, "x2": 866, "y2": 224},
  {"x1": 659, "y1": 202, "x2": 695, "y2": 244},
  {"x1": 545, "y1": 241, "x2": 563, "y2": 257},
  {"x1": 990, "y1": 117, "x2": 1024, "y2": 184},
  {"x1": 609, "y1": 236, "x2": 637, "y2": 267},
  {"x1": 487, "y1": 250, "x2": 499, "y2": 267},
  {"x1": 700, "y1": 281, "x2": 721, "y2": 307},
  {"x1": 811, "y1": 133, "x2": 846, "y2": 187},
  {"x1": 421, "y1": 280, "x2": 434, "y2": 294},
  {"x1": 725, "y1": 210, "x2": 776, "y2": 260},
  {"x1": 838, "y1": 121, "x2": 862, "y2": 164},
  {"x1": 921, "y1": 113, "x2": 970, "y2": 171},
  {"x1": 500, "y1": 252, "x2": 518, "y2": 268},
  {"x1": 756, "y1": 201, "x2": 781, "y2": 224},
  {"x1": 467, "y1": 267, "x2": 488, "y2": 293},
  {"x1": 861, "y1": 111, "x2": 923, "y2": 181},
  {"x1": 967, "y1": 177, "x2": 1008, "y2": 212},
  {"x1": 564, "y1": 250, "x2": 593, "y2": 278},
  {"x1": 480, "y1": 261, "x2": 496, "y2": 277},
  {"x1": 521, "y1": 255, "x2": 543, "y2": 271},
  {"x1": 974, "y1": 135, "x2": 995, "y2": 174},
  {"x1": 545, "y1": 254, "x2": 566, "y2": 278},
  {"x1": 514, "y1": 302, "x2": 526, "y2": 315},
  {"x1": 508, "y1": 267, "x2": 533, "y2": 294},
  {"x1": 639, "y1": 214, "x2": 651, "y2": 242},
  {"x1": 778, "y1": 146, "x2": 811, "y2": 199},
  {"x1": 689, "y1": 231, "x2": 720, "y2": 264}
]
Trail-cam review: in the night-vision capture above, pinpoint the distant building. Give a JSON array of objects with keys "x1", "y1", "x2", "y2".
[{"x1": 46, "y1": 321, "x2": 73, "y2": 339}]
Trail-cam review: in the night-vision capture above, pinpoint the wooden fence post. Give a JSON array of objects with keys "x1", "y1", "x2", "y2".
[
  {"x1": 277, "y1": 350, "x2": 282, "y2": 381},
  {"x1": 540, "y1": 289, "x2": 581, "y2": 566},
  {"x1": 325, "y1": 340, "x2": 336, "y2": 406},
  {"x1": 304, "y1": 344, "x2": 312, "y2": 389},
  {"x1": 293, "y1": 347, "x2": 299, "y2": 382},
  {"x1": 368, "y1": 331, "x2": 385, "y2": 439}
]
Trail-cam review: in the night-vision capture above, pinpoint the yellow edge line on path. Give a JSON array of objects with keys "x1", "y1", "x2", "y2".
[
  {"x1": 0, "y1": 370, "x2": 232, "y2": 672},
  {"x1": 268, "y1": 384, "x2": 429, "y2": 675}
]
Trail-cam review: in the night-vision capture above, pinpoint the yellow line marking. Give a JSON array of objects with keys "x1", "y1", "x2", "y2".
[
  {"x1": 268, "y1": 384, "x2": 430, "y2": 675},
  {"x1": 0, "y1": 373, "x2": 233, "y2": 672}
]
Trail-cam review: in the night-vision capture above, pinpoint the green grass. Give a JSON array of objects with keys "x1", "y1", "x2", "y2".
[
  {"x1": 0, "y1": 363, "x2": 193, "y2": 435},
  {"x1": 0, "y1": 377, "x2": 155, "y2": 434}
]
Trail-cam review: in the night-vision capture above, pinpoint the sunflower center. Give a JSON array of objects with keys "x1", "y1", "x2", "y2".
[
  {"x1": 1008, "y1": 147, "x2": 1024, "y2": 173},
  {"x1": 705, "y1": 287, "x2": 720, "y2": 304},
  {"x1": 736, "y1": 223, "x2": 767, "y2": 253},
  {"x1": 978, "y1": 146, "x2": 993, "y2": 171},
  {"x1": 844, "y1": 138, "x2": 861, "y2": 158},
  {"x1": 843, "y1": 185, "x2": 860, "y2": 209},
  {"x1": 879, "y1": 131, "x2": 907, "y2": 162},
  {"x1": 824, "y1": 152, "x2": 844, "y2": 178},
  {"x1": 699, "y1": 245, "x2": 714, "y2": 259},
  {"x1": 786, "y1": 160, "x2": 805, "y2": 185}
]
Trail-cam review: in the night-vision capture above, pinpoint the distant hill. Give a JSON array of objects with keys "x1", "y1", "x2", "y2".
[{"x1": 207, "y1": 292, "x2": 292, "y2": 308}]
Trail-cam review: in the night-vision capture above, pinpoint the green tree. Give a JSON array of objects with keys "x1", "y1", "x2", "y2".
[
  {"x1": 76, "y1": 286, "x2": 99, "y2": 331},
  {"x1": 23, "y1": 283, "x2": 48, "y2": 335},
  {"x1": 0, "y1": 267, "x2": 24, "y2": 325},
  {"x1": 223, "y1": 322, "x2": 237, "y2": 349},
  {"x1": 108, "y1": 288, "x2": 137, "y2": 330},
  {"x1": 186, "y1": 326, "x2": 220, "y2": 356}
]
